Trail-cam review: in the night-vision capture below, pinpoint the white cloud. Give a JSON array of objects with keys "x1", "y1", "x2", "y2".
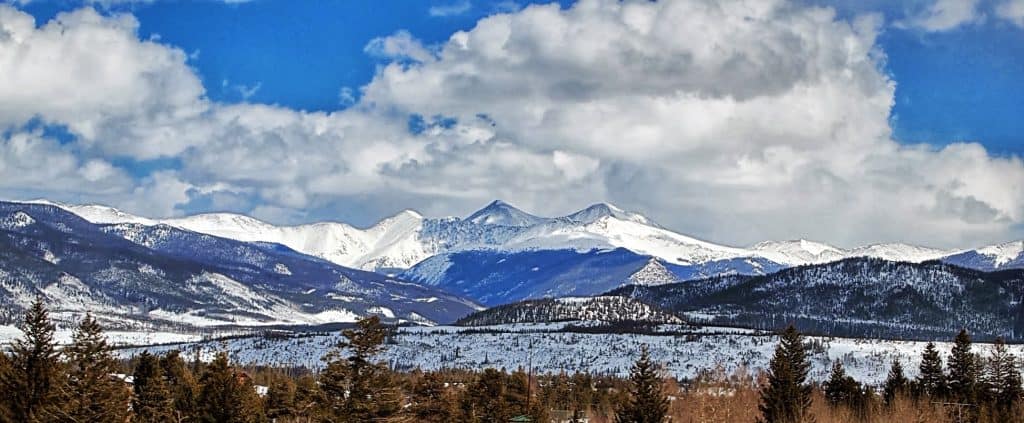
[
  {"x1": 0, "y1": 1, "x2": 1022, "y2": 249},
  {"x1": 429, "y1": 0, "x2": 472, "y2": 17},
  {"x1": 364, "y1": 30, "x2": 437, "y2": 63},
  {"x1": 997, "y1": 0, "x2": 1024, "y2": 26},
  {"x1": 896, "y1": 0, "x2": 983, "y2": 31},
  {"x1": 0, "y1": 6, "x2": 208, "y2": 158},
  {"x1": 359, "y1": 0, "x2": 1024, "y2": 247}
]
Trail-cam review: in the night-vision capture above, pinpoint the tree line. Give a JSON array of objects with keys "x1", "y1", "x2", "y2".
[{"x1": 2, "y1": 299, "x2": 1024, "y2": 422}]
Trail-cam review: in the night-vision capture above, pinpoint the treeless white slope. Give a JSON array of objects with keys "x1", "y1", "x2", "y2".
[
  {"x1": 505, "y1": 215, "x2": 750, "y2": 265},
  {"x1": 974, "y1": 240, "x2": 1024, "y2": 267}
]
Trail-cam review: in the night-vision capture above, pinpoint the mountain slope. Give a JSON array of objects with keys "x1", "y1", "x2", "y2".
[
  {"x1": 610, "y1": 258, "x2": 1024, "y2": 341},
  {"x1": 455, "y1": 296, "x2": 685, "y2": 326},
  {"x1": 0, "y1": 202, "x2": 480, "y2": 330},
  {"x1": 38, "y1": 199, "x2": 985, "y2": 272},
  {"x1": 943, "y1": 241, "x2": 1024, "y2": 271}
]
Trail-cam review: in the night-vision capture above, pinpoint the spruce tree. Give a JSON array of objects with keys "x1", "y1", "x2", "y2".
[
  {"x1": 293, "y1": 374, "x2": 324, "y2": 421},
  {"x1": 319, "y1": 316, "x2": 402, "y2": 422},
  {"x1": 160, "y1": 350, "x2": 200, "y2": 422},
  {"x1": 918, "y1": 342, "x2": 947, "y2": 398},
  {"x1": 615, "y1": 345, "x2": 668, "y2": 423},
  {"x1": 2, "y1": 299, "x2": 65, "y2": 422},
  {"x1": 0, "y1": 350, "x2": 13, "y2": 423},
  {"x1": 758, "y1": 324, "x2": 812, "y2": 423},
  {"x1": 133, "y1": 351, "x2": 176, "y2": 423},
  {"x1": 64, "y1": 314, "x2": 130, "y2": 423},
  {"x1": 506, "y1": 368, "x2": 531, "y2": 417},
  {"x1": 410, "y1": 371, "x2": 455, "y2": 422},
  {"x1": 883, "y1": 358, "x2": 909, "y2": 405},
  {"x1": 948, "y1": 329, "x2": 978, "y2": 406},
  {"x1": 984, "y1": 337, "x2": 1022, "y2": 419},
  {"x1": 265, "y1": 375, "x2": 297, "y2": 420},
  {"x1": 474, "y1": 368, "x2": 511, "y2": 422},
  {"x1": 570, "y1": 372, "x2": 595, "y2": 416},
  {"x1": 197, "y1": 351, "x2": 265, "y2": 423},
  {"x1": 824, "y1": 361, "x2": 849, "y2": 406},
  {"x1": 823, "y1": 360, "x2": 867, "y2": 417}
]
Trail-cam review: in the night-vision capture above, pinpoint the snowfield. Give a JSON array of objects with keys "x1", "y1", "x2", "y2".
[{"x1": 111, "y1": 323, "x2": 1024, "y2": 385}]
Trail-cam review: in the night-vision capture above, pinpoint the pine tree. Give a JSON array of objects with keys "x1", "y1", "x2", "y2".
[
  {"x1": 615, "y1": 345, "x2": 668, "y2": 423},
  {"x1": 824, "y1": 361, "x2": 849, "y2": 405},
  {"x1": 758, "y1": 324, "x2": 812, "y2": 423},
  {"x1": 265, "y1": 375, "x2": 297, "y2": 420},
  {"x1": 133, "y1": 351, "x2": 176, "y2": 423},
  {"x1": 409, "y1": 371, "x2": 455, "y2": 422},
  {"x1": 984, "y1": 337, "x2": 1022, "y2": 420},
  {"x1": 948, "y1": 329, "x2": 978, "y2": 407},
  {"x1": 63, "y1": 314, "x2": 130, "y2": 423},
  {"x1": 918, "y1": 342, "x2": 947, "y2": 398},
  {"x1": 570, "y1": 372, "x2": 595, "y2": 418},
  {"x1": 823, "y1": 360, "x2": 867, "y2": 417},
  {"x1": 2, "y1": 299, "x2": 65, "y2": 422},
  {"x1": 160, "y1": 350, "x2": 200, "y2": 422},
  {"x1": 293, "y1": 374, "x2": 324, "y2": 421},
  {"x1": 474, "y1": 368, "x2": 511, "y2": 422},
  {"x1": 319, "y1": 316, "x2": 402, "y2": 422},
  {"x1": 883, "y1": 358, "x2": 909, "y2": 405},
  {"x1": 0, "y1": 351, "x2": 13, "y2": 423},
  {"x1": 197, "y1": 351, "x2": 265, "y2": 423},
  {"x1": 506, "y1": 368, "x2": 531, "y2": 417}
]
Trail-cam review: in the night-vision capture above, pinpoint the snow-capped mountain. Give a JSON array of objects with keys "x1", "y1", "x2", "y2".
[
  {"x1": 22, "y1": 199, "x2": 1023, "y2": 306},
  {"x1": 943, "y1": 240, "x2": 1024, "y2": 271},
  {"x1": 454, "y1": 296, "x2": 684, "y2": 326},
  {"x1": 0, "y1": 201, "x2": 480, "y2": 330},
  {"x1": 465, "y1": 200, "x2": 548, "y2": 227}
]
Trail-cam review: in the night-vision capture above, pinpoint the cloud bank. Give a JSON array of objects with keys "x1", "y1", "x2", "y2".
[{"x1": 0, "y1": 0, "x2": 1022, "y2": 249}]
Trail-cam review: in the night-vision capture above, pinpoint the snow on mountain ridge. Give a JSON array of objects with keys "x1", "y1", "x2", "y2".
[
  {"x1": 465, "y1": 200, "x2": 547, "y2": 227},
  {"x1": 975, "y1": 240, "x2": 1024, "y2": 266},
  {"x1": 21, "y1": 199, "x2": 1019, "y2": 274}
]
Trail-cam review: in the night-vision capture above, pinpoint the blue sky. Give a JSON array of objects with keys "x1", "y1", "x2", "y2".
[
  {"x1": 2, "y1": 0, "x2": 1024, "y2": 248},
  {"x1": 18, "y1": 0, "x2": 1022, "y2": 155}
]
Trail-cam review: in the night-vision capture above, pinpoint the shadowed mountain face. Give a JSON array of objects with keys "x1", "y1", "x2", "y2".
[
  {"x1": 399, "y1": 248, "x2": 785, "y2": 306},
  {"x1": 609, "y1": 258, "x2": 1024, "y2": 341},
  {"x1": 0, "y1": 202, "x2": 480, "y2": 330}
]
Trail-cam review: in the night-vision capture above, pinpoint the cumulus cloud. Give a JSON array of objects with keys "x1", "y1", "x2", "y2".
[
  {"x1": 364, "y1": 30, "x2": 437, "y2": 63},
  {"x1": 359, "y1": 0, "x2": 1024, "y2": 247},
  {"x1": 0, "y1": 1, "x2": 1022, "y2": 249},
  {"x1": 997, "y1": 0, "x2": 1024, "y2": 26},
  {"x1": 896, "y1": 0, "x2": 984, "y2": 31}
]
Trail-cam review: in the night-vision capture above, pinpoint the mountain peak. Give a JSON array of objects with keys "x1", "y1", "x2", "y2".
[
  {"x1": 566, "y1": 202, "x2": 655, "y2": 226},
  {"x1": 466, "y1": 200, "x2": 546, "y2": 227}
]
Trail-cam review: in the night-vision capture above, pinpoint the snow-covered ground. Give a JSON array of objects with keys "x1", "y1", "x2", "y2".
[
  {"x1": 111, "y1": 323, "x2": 1024, "y2": 385},
  {"x1": 0, "y1": 324, "x2": 208, "y2": 347}
]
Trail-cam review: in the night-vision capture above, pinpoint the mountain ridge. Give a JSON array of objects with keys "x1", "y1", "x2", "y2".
[
  {"x1": 18, "y1": 199, "x2": 1024, "y2": 299},
  {"x1": 0, "y1": 201, "x2": 480, "y2": 330}
]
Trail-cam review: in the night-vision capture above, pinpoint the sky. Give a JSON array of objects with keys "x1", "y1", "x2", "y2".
[{"x1": 0, "y1": 0, "x2": 1022, "y2": 249}]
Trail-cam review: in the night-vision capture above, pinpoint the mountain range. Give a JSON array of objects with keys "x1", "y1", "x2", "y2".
[
  {"x1": 28, "y1": 199, "x2": 1024, "y2": 302},
  {"x1": 0, "y1": 201, "x2": 479, "y2": 331},
  {"x1": 4, "y1": 198, "x2": 1024, "y2": 335}
]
